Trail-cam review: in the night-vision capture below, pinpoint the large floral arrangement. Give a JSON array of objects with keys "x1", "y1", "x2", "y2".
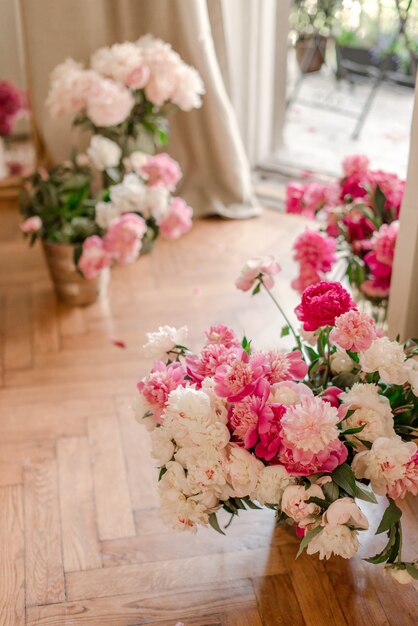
[
  {"x1": 134, "y1": 258, "x2": 418, "y2": 582},
  {"x1": 286, "y1": 155, "x2": 404, "y2": 308},
  {"x1": 46, "y1": 35, "x2": 204, "y2": 153},
  {"x1": 20, "y1": 149, "x2": 192, "y2": 278}
]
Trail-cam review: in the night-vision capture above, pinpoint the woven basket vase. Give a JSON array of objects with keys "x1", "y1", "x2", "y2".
[{"x1": 42, "y1": 240, "x2": 109, "y2": 307}]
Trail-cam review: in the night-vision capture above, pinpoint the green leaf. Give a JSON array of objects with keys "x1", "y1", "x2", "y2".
[
  {"x1": 296, "y1": 525, "x2": 323, "y2": 558},
  {"x1": 405, "y1": 563, "x2": 418, "y2": 580},
  {"x1": 241, "y1": 336, "x2": 251, "y2": 355},
  {"x1": 376, "y1": 499, "x2": 402, "y2": 535},
  {"x1": 208, "y1": 512, "x2": 226, "y2": 535},
  {"x1": 365, "y1": 525, "x2": 398, "y2": 564},
  {"x1": 230, "y1": 497, "x2": 246, "y2": 510},
  {"x1": 305, "y1": 346, "x2": 318, "y2": 362},
  {"x1": 355, "y1": 482, "x2": 377, "y2": 504},
  {"x1": 340, "y1": 424, "x2": 366, "y2": 436},
  {"x1": 331, "y1": 463, "x2": 356, "y2": 497},
  {"x1": 307, "y1": 496, "x2": 329, "y2": 509},
  {"x1": 322, "y1": 481, "x2": 340, "y2": 502},
  {"x1": 242, "y1": 497, "x2": 262, "y2": 510},
  {"x1": 280, "y1": 325, "x2": 290, "y2": 338},
  {"x1": 252, "y1": 283, "x2": 261, "y2": 296},
  {"x1": 158, "y1": 466, "x2": 167, "y2": 481}
]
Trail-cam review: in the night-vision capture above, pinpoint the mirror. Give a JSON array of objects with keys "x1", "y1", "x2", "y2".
[{"x1": 0, "y1": 0, "x2": 36, "y2": 196}]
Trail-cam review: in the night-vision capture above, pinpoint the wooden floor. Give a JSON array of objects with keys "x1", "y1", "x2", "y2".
[{"x1": 0, "y1": 201, "x2": 417, "y2": 626}]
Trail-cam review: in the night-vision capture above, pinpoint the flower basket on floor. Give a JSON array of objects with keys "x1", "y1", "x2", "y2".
[
  {"x1": 41, "y1": 240, "x2": 109, "y2": 306},
  {"x1": 133, "y1": 260, "x2": 418, "y2": 582},
  {"x1": 286, "y1": 154, "x2": 405, "y2": 323}
]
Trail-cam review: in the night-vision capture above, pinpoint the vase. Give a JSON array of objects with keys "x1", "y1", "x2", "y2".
[
  {"x1": 42, "y1": 240, "x2": 109, "y2": 306},
  {"x1": 295, "y1": 35, "x2": 327, "y2": 74}
]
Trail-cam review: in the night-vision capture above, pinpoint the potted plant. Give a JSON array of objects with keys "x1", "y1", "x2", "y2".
[{"x1": 290, "y1": 0, "x2": 342, "y2": 73}]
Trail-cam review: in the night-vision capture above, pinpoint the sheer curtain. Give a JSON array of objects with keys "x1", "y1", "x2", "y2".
[{"x1": 21, "y1": 0, "x2": 260, "y2": 217}]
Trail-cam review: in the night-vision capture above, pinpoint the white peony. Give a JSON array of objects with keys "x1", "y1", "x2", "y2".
[
  {"x1": 110, "y1": 173, "x2": 146, "y2": 214},
  {"x1": 163, "y1": 387, "x2": 217, "y2": 448},
  {"x1": 307, "y1": 524, "x2": 360, "y2": 560},
  {"x1": 144, "y1": 186, "x2": 170, "y2": 221},
  {"x1": 87, "y1": 135, "x2": 122, "y2": 170},
  {"x1": 143, "y1": 325, "x2": 188, "y2": 360},
  {"x1": 90, "y1": 42, "x2": 145, "y2": 84},
  {"x1": 95, "y1": 201, "x2": 121, "y2": 230},
  {"x1": 46, "y1": 59, "x2": 97, "y2": 117},
  {"x1": 226, "y1": 446, "x2": 264, "y2": 498},
  {"x1": 281, "y1": 484, "x2": 324, "y2": 525},
  {"x1": 340, "y1": 383, "x2": 392, "y2": 414},
  {"x1": 171, "y1": 64, "x2": 205, "y2": 111},
  {"x1": 405, "y1": 357, "x2": 418, "y2": 396},
  {"x1": 359, "y1": 337, "x2": 409, "y2": 385},
  {"x1": 331, "y1": 349, "x2": 354, "y2": 374},
  {"x1": 151, "y1": 427, "x2": 175, "y2": 465},
  {"x1": 251, "y1": 465, "x2": 296, "y2": 506},
  {"x1": 160, "y1": 491, "x2": 209, "y2": 533},
  {"x1": 159, "y1": 460, "x2": 190, "y2": 496},
  {"x1": 323, "y1": 497, "x2": 369, "y2": 529},
  {"x1": 269, "y1": 381, "x2": 313, "y2": 407},
  {"x1": 200, "y1": 377, "x2": 229, "y2": 424},
  {"x1": 131, "y1": 394, "x2": 155, "y2": 431},
  {"x1": 125, "y1": 150, "x2": 149, "y2": 173},
  {"x1": 352, "y1": 436, "x2": 417, "y2": 496},
  {"x1": 175, "y1": 446, "x2": 228, "y2": 495},
  {"x1": 344, "y1": 407, "x2": 395, "y2": 443}
]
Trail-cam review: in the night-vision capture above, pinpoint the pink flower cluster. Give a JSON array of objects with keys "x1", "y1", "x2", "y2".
[
  {"x1": 140, "y1": 153, "x2": 182, "y2": 191},
  {"x1": 286, "y1": 181, "x2": 339, "y2": 219},
  {"x1": 288, "y1": 155, "x2": 403, "y2": 301},
  {"x1": 292, "y1": 230, "x2": 337, "y2": 294},
  {"x1": 0, "y1": 81, "x2": 27, "y2": 136},
  {"x1": 78, "y1": 213, "x2": 146, "y2": 279},
  {"x1": 158, "y1": 197, "x2": 193, "y2": 240},
  {"x1": 47, "y1": 36, "x2": 204, "y2": 126}
]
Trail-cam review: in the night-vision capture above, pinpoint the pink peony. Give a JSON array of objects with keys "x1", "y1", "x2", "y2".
[
  {"x1": 171, "y1": 64, "x2": 205, "y2": 111},
  {"x1": 46, "y1": 60, "x2": 98, "y2": 118},
  {"x1": 186, "y1": 344, "x2": 239, "y2": 385},
  {"x1": 295, "y1": 282, "x2": 356, "y2": 331},
  {"x1": 235, "y1": 256, "x2": 281, "y2": 292},
  {"x1": 343, "y1": 211, "x2": 376, "y2": 243},
  {"x1": 369, "y1": 170, "x2": 404, "y2": 215},
  {"x1": 214, "y1": 350, "x2": 266, "y2": 402},
  {"x1": 388, "y1": 451, "x2": 418, "y2": 500},
  {"x1": 77, "y1": 235, "x2": 112, "y2": 279},
  {"x1": 137, "y1": 361, "x2": 187, "y2": 422},
  {"x1": 293, "y1": 230, "x2": 337, "y2": 273},
  {"x1": 228, "y1": 381, "x2": 270, "y2": 449},
  {"x1": 340, "y1": 174, "x2": 369, "y2": 202},
  {"x1": 20, "y1": 216, "x2": 42, "y2": 234},
  {"x1": 371, "y1": 222, "x2": 398, "y2": 265},
  {"x1": 205, "y1": 324, "x2": 240, "y2": 349},
  {"x1": 141, "y1": 153, "x2": 182, "y2": 191},
  {"x1": 158, "y1": 197, "x2": 193, "y2": 240},
  {"x1": 0, "y1": 80, "x2": 25, "y2": 135},
  {"x1": 363, "y1": 251, "x2": 392, "y2": 298},
  {"x1": 255, "y1": 402, "x2": 286, "y2": 461},
  {"x1": 278, "y1": 437, "x2": 347, "y2": 476},
  {"x1": 104, "y1": 213, "x2": 147, "y2": 264},
  {"x1": 291, "y1": 265, "x2": 322, "y2": 295},
  {"x1": 360, "y1": 279, "x2": 390, "y2": 299},
  {"x1": 330, "y1": 309, "x2": 377, "y2": 352},
  {"x1": 125, "y1": 63, "x2": 151, "y2": 89},
  {"x1": 320, "y1": 386, "x2": 343, "y2": 408},
  {"x1": 285, "y1": 182, "x2": 305, "y2": 215},
  {"x1": 86, "y1": 77, "x2": 134, "y2": 127},
  {"x1": 342, "y1": 154, "x2": 370, "y2": 177},
  {"x1": 262, "y1": 349, "x2": 307, "y2": 384}
]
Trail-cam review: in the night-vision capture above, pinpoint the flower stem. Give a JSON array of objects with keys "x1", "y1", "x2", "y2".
[
  {"x1": 397, "y1": 521, "x2": 403, "y2": 564},
  {"x1": 260, "y1": 278, "x2": 302, "y2": 350}
]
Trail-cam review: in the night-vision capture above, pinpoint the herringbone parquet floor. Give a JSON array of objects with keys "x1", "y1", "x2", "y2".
[{"x1": 0, "y1": 201, "x2": 417, "y2": 626}]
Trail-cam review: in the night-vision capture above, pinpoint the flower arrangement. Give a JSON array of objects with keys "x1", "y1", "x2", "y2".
[
  {"x1": 20, "y1": 149, "x2": 193, "y2": 279},
  {"x1": 286, "y1": 155, "x2": 404, "y2": 308},
  {"x1": 0, "y1": 80, "x2": 27, "y2": 137},
  {"x1": 134, "y1": 258, "x2": 418, "y2": 582},
  {"x1": 46, "y1": 35, "x2": 205, "y2": 153}
]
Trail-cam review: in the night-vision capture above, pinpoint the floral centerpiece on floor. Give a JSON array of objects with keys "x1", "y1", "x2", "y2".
[
  {"x1": 134, "y1": 258, "x2": 418, "y2": 582},
  {"x1": 46, "y1": 35, "x2": 205, "y2": 154},
  {"x1": 20, "y1": 151, "x2": 192, "y2": 304},
  {"x1": 286, "y1": 155, "x2": 404, "y2": 313}
]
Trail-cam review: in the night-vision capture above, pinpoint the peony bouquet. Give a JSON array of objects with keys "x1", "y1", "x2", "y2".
[
  {"x1": 286, "y1": 155, "x2": 404, "y2": 309},
  {"x1": 0, "y1": 80, "x2": 27, "y2": 137},
  {"x1": 20, "y1": 150, "x2": 192, "y2": 279},
  {"x1": 46, "y1": 35, "x2": 205, "y2": 153},
  {"x1": 134, "y1": 258, "x2": 418, "y2": 582}
]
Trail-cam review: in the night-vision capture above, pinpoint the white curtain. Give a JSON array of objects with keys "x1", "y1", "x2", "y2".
[{"x1": 21, "y1": 0, "x2": 261, "y2": 218}]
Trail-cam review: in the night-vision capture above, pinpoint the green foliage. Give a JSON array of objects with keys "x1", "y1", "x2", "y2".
[
  {"x1": 208, "y1": 512, "x2": 226, "y2": 535},
  {"x1": 20, "y1": 160, "x2": 100, "y2": 244}
]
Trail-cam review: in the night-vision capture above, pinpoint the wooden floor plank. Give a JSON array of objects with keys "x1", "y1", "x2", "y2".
[
  {"x1": 4, "y1": 288, "x2": 32, "y2": 371},
  {"x1": 221, "y1": 607, "x2": 263, "y2": 626},
  {"x1": 66, "y1": 548, "x2": 287, "y2": 601},
  {"x1": 253, "y1": 573, "x2": 306, "y2": 626},
  {"x1": 31, "y1": 286, "x2": 60, "y2": 355},
  {"x1": 26, "y1": 579, "x2": 252, "y2": 625},
  {"x1": 0, "y1": 486, "x2": 25, "y2": 626},
  {"x1": 56, "y1": 437, "x2": 102, "y2": 572},
  {"x1": 87, "y1": 414, "x2": 135, "y2": 540},
  {"x1": 116, "y1": 395, "x2": 159, "y2": 511},
  {"x1": 24, "y1": 458, "x2": 65, "y2": 606}
]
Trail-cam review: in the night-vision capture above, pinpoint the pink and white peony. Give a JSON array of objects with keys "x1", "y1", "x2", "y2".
[
  {"x1": 251, "y1": 465, "x2": 296, "y2": 505},
  {"x1": 306, "y1": 524, "x2": 361, "y2": 560},
  {"x1": 77, "y1": 235, "x2": 111, "y2": 279},
  {"x1": 226, "y1": 445, "x2": 264, "y2": 498},
  {"x1": 143, "y1": 325, "x2": 188, "y2": 360},
  {"x1": 235, "y1": 256, "x2": 281, "y2": 292},
  {"x1": 359, "y1": 337, "x2": 409, "y2": 385},
  {"x1": 86, "y1": 135, "x2": 122, "y2": 170},
  {"x1": 281, "y1": 484, "x2": 324, "y2": 525},
  {"x1": 104, "y1": 213, "x2": 147, "y2": 264}
]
